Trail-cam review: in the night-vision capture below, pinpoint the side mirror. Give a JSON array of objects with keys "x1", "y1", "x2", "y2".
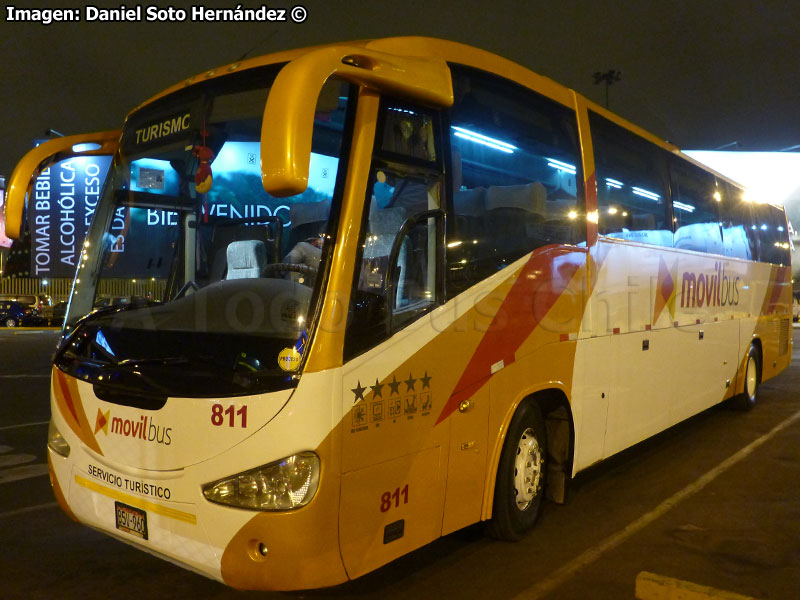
[
  {"x1": 261, "y1": 45, "x2": 453, "y2": 197},
  {"x1": 4, "y1": 130, "x2": 120, "y2": 239}
]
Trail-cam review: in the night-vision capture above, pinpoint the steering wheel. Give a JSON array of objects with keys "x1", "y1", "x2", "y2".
[
  {"x1": 175, "y1": 280, "x2": 199, "y2": 299},
  {"x1": 262, "y1": 263, "x2": 318, "y2": 279}
]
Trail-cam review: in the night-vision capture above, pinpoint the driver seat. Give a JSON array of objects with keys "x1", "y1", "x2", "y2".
[{"x1": 225, "y1": 240, "x2": 267, "y2": 280}]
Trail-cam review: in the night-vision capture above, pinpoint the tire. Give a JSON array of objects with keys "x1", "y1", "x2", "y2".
[
  {"x1": 486, "y1": 400, "x2": 547, "y2": 541},
  {"x1": 733, "y1": 343, "x2": 761, "y2": 410},
  {"x1": 4, "y1": 317, "x2": 17, "y2": 328}
]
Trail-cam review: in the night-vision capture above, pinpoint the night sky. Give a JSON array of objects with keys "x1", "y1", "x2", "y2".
[{"x1": 2, "y1": 0, "x2": 799, "y2": 178}]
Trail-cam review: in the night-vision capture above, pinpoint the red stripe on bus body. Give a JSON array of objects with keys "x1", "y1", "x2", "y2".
[
  {"x1": 765, "y1": 266, "x2": 789, "y2": 315},
  {"x1": 55, "y1": 370, "x2": 79, "y2": 424},
  {"x1": 436, "y1": 247, "x2": 582, "y2": 425}
]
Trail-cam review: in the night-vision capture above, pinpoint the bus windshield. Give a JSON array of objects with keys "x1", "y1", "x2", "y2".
[{"x1": 56, "y1": 67, "x2": 352, "y2": 399}]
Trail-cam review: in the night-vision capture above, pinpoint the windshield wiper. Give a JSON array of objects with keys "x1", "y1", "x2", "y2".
[{"x1": 116, "y1": 356, "x2": 192, "y2": 367}]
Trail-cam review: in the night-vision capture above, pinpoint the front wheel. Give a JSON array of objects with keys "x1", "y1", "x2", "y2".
[
  {"x1": 732, "y1": 343, "x2": 761, "y2": 410},
  {"x1": 486, "y1": 400, "x2": 547, "y2": 541}
]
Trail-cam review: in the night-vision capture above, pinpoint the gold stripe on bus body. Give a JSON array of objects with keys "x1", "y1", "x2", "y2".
[
  {"x1": 51, "y1": 368, "x2": 103, "y2": 456},
  {"x1": 344, "y1": 261, "x2": 522, "y2": 433},
  {"x1": 74, "y1": 475, "x2": 197, "y2": 525},
  {"x1": 759, "y1": 264, "x2": 792, "y2": 318},
  {"x1": 573, "y1": 93, "x2": 599, "y2": 249},
  {"x1": 304, "y1": 90, "x2": 380, "y2": 374},
  {"x1": 220, "y1": 431, "x2": 346, "y2": 590},
  {"x1": 338, "y1": 245, "x2": 588, "y2": 441},
  {"x1": 438, "y1": 247, "x2": 585, "y2": 421}
]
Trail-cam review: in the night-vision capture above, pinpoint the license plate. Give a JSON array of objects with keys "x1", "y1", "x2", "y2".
[{"x1": 115, "y1": 501, "x2": 148, "y2": 540}]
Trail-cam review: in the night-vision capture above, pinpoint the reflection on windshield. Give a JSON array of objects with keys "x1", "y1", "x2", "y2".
[{"x1": 58, "y1": 69, "x2": 352, "y2": 399}]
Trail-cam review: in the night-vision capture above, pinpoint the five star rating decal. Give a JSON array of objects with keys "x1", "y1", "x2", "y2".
[
  {"x1": 350, "y1": 371, "x2": 434, "y2": 432},
  {"x1": 351, "y1": 381, "x2": 367, "y2": 404}
]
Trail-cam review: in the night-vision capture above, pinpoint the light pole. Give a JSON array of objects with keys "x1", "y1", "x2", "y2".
[{"x1": 593, "y1": 70, "x2": 622, "y2": 109}]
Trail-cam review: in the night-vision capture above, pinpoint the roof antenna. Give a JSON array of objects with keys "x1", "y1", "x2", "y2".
[{"x1": 236, "y1": 30, "x2": 279, "y2": 62}]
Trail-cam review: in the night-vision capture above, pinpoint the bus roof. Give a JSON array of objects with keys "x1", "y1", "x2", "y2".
[
  {"x1": 132, "y1": 36, "x2": 764, "y2": 202},
  {"x1": 132, "y1": 37, "x2": 606, "y2": 136}
]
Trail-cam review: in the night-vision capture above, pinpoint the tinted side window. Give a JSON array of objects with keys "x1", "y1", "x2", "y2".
[
  {"x1": 720, "y1": 182, "x2": 757, "y2": 260},
  {"x1": 446, "y1": 65, "x2": 584, "y2": 297},
  {"x1": 670, "y1": 158, "x2": 722, "y2": 254},
  {"x1": 753, "y1": 203, "x2": 791, "y2": 265},
  {"x1": 590, "y1": 112, "x2": 672, "y2": 247}
]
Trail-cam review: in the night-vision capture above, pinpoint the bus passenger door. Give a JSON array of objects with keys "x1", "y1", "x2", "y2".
[
  {"x1": 338, "y1": 98, "x2": 449, "y2": 579},
  {"x1": 441, "y1": 382, "x2": 489, "y2": 534}
]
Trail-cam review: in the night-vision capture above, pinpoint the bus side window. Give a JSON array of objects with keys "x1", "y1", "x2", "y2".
[
  {"x1": 753, "y1": 202, "x2": 791, "y2": 266},
  {"x1": 446, "y1": 65, "x2": 585, "y2": 298},
  {"x1": 590, "y1": 112, "x2": 672, "y2": 247},
  {"x1": 720, "y1": 182, "x2": 757, "y2": 260},
  {"x1": 344, "y1": 101, "x2": 443, "y2": 360},
  {"x1": 669, "y1": 157, "x2": 723, "y2": 254}
]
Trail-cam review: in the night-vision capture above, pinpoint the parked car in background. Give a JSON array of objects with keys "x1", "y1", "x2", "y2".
[
  {"x1": 92, "y1": 295, "x2": 133, "y2": 309},
  {"x1": 0, "y1": 300, "x2": 39, "y2": 327},
  {"x1": 49, "y1": 296, "x2": 158, "y2": 327},
  {"x1": 0, "y1": 293, "x2": 51, "y2": 313},
  {"x1": 0, "y1": 293, "x2": 52, "y2": 323},
  {"x1": 92, "y1": 295, "x2": 157, "y2": 310},
  {"x1": 51, "y1": 301, "x2": 69, "y2": 327}
]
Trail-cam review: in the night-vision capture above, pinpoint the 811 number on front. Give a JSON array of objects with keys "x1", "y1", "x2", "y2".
[{"x1": 211, "y1": 404, "x2": 247, "y2": 428}]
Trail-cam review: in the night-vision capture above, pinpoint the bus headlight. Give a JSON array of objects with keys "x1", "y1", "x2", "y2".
[
  {"x1": 202, "y1": 452, "x2": 320, "y2": 511},
  {"x1": 47, "y1": 420, "x2": 71, "y2": 457}
]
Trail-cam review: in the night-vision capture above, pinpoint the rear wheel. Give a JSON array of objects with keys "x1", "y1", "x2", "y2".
[
  {"x1": 486, "y1": 401, "x2": 546, "y2": 541},
  {"x1": 733, "y1": 343, "x2": 761, "y2": 410},
  {"x1": 5, "y1": 317, "x2": 17, "y2": 328}
]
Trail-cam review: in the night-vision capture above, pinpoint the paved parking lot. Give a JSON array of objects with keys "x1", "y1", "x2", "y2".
[{"x1": 1, "y1": 328, "x2": 798, "y2": 599}]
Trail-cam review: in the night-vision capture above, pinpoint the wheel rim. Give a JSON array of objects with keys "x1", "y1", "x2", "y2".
[
  {"x1": 745, "y1": 355, "x2": 758, "y2": 400},
  {"x1": 5, "y1": 318, "x2": 16, "y2": 328},
  {"x1": 513, "y1": 427, "x2": 543, "y2": 511}
]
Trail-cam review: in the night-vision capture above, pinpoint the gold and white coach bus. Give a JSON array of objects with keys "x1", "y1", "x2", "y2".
[{"x1": 4, "y1": 37, "x2": 792, "y2": 590}]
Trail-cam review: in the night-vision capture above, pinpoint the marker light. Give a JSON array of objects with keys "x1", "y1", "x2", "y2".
[
  {"x1": 72, "y1": 142, "x2": 102, "y2": 152},
  {"x1": 202, "y1": 452, "x2": 320, "y2": 511},
  {"x1": 47, "y1": 420, "x2": 71, "y2": 457}
]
